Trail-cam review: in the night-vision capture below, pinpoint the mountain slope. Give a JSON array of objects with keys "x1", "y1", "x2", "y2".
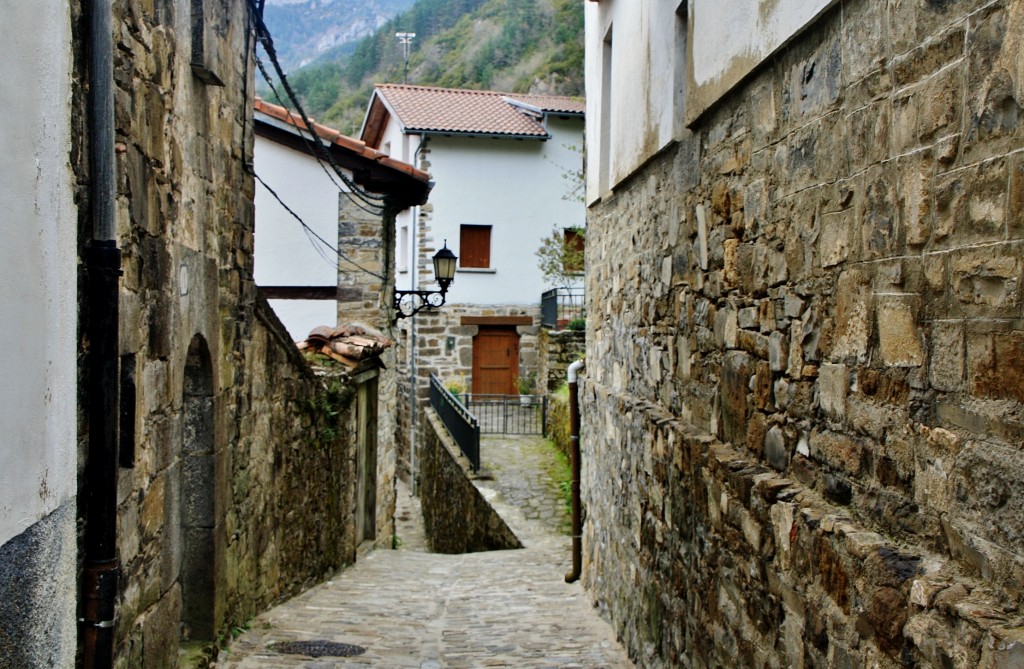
[
  {"x1": 263, "y1": 0, "x2": 416, "y2": 71},
  {"x1": 265, "y1": 0, "x2": 583, "y2": 135}
]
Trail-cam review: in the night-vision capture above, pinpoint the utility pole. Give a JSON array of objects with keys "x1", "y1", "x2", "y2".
[{"x1": 395, "y1": 32, "x2": 415, "y2": 84}]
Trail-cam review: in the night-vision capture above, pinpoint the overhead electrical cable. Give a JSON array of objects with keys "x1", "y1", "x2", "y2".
[
  {"x1": 253, "y1": 172, "x2": 386, "y2": 280},
  {"x1": 253, "y1": 55, "x2": 384, "y2": 217},
  {"x1": 244, "y1": 0, "x2": 388, "y2": 213}
]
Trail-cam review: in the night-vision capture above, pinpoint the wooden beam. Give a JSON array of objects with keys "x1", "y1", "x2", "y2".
[
  {"x1": 460, "y1": 316, "x2": 533, "y2": 326},
  {"x1": 259, "y1": 286, "x2": 362, "y2": 301}
]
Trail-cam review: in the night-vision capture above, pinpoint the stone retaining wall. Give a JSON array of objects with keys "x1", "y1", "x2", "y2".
[
  {"x1": 419, "y1": 409, "x2": 521, "y2": 554},
  {"x1": 583, "y1": 0, "x2": 1024, "y2": 666},
  {"x1": 538, "y1": 328, "x2": 586, "y2": 393}
]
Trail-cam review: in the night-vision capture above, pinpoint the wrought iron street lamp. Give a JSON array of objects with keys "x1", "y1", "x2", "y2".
[{"x1": 393, "y1": 242, "x2": 457, "y2": 321}]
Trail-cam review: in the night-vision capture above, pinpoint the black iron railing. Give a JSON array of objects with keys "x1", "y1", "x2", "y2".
[
  {"x1": 540, "y1": 287, "x2": 585, "y2": 329},
  {"x1": 429, "y1": 374, "x2": 480, "y2": 471},
  {"x1": 463, "y1": 394, "x2": 547, "y2": 436}
]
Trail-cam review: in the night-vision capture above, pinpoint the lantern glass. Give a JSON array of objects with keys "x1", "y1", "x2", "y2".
[{"x1": 433, "y1": 243, "x2": 457, "y2": 285}]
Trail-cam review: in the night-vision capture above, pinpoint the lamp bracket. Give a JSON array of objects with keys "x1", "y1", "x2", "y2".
[{"x1": 393, "y1": 288, "x2": 449, "y2": 321}]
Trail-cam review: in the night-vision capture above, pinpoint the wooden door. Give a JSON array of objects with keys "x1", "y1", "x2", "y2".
[
  {"x1": 472, "y1": 327, "x2": 519, "y2": 394},
  {"x1": 355, "y1": 377, "x2": 378, "y2": 544}
]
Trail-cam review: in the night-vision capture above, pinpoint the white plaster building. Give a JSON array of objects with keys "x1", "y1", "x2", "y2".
[
  {"x1": 361, "y1": 84, "x2": 585, "y2": 395},
  {"x1": 253, "y1": 97, "x2": 431, "y2": 338}
]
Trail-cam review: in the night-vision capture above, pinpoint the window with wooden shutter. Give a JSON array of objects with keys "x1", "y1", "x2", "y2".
[{"x1": 460, "y1": 225, "x2": 491, "y2": 268}]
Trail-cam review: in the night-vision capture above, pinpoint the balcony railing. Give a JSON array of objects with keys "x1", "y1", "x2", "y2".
[{"x1": 540, "y1": 287, "x2": 585, "y2": 329}]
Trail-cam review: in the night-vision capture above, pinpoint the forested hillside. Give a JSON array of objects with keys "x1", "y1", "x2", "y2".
[
  {"x1": 267, "y1": 0, "x2": 584, "y2": 135},
  {"x1": 263, "y1": 0, "x2": 416, "y2": 71}
]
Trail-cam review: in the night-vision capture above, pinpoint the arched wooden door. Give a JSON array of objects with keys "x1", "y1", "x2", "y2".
[{"x1": 472, "y1": 326, "x2": 519, "y2": 395}]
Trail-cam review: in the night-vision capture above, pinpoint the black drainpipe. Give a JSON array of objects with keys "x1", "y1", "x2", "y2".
[
  {"x1": 80, "y1": 0, "x2": 121, "y2": 666},
  {"x1": 564, "y1": 359, "x2": 585, "y2": 583}
]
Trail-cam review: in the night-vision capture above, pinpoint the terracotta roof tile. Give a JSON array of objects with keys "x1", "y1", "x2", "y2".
[
  {"x1": 297, "y1": 324, "x2": 393, "y2": 370},
  {"x1": 502, "y1": 94, "x2": 586, "y2": 115},
  {"x1": 254, "y1": 97, "x2": 430, "y2": 183},
  {"x1": 374, "y1": 84, "x2": 584, "y2": 138}
]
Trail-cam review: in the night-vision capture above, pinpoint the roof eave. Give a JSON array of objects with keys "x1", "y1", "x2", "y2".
[
  {"x1": 411, "y1": 129, "x2": 551, "y2": 141},
  {"x1": 254, "y1": 115, "x2": 431, "y2": 210}
]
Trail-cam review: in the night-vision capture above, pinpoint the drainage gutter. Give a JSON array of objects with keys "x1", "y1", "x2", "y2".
[
  {"x1": 564, "y1": 358, "x2": 585, "y2": 583},
  {"x1": 80, "y1": 0, "x2": 122, "y2": 666}
]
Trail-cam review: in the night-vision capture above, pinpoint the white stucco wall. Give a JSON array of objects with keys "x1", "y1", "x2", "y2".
[
  {"x1": 266, "y1": 299, "x2": 335, "y2": 340},
  {"x1": 253, "y1": 133, "x2": 344, "y2": 338},
  {"x1": 0, "y1": 0, "x2": 77, "y2": 546},
  {"x1": 585, "y1": 0, "x2": 837, "y2": 201},
  {"x1": 688, "y1": 0, "x2": 838, "y2": 122},
  {"x1": 585, "y1": 0, "x2": 686, "y2": 203},
  {"x1": 396, "y1": 118, "x2": 584, "y2": 307}
]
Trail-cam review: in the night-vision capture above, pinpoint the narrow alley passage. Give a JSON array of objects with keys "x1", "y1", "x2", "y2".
[{"x1": 219, "y1": 435, "x2": 635, "y2": 668}]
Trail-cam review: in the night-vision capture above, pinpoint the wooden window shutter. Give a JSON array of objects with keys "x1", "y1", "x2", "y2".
[{"x1": 460, "y1": 225, "x2": 491, "y2": 268}]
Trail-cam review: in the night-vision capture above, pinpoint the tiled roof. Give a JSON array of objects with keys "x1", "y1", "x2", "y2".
[
  {"x1": 297, "y1": 324, "x2": 393, "y2": 369},
  {"x1": 371, "y1": 84, "x2": 584, "y2": 139},
  {"x1": 502, "y1": 94, "x2": 586, "y2": 116},
  {"x1": 254, "y1": 97, "x2": 430, "y2": 183}
]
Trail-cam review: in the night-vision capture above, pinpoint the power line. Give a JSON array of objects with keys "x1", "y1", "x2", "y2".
[
  {"x1": 254, "y1": 55, "x2": 383, "y2": 217},
  {"x1": 253, "y1": 171, "x2": 385, "y2": 281},
  {"x1": 252, "y1": 52, "x2": 385, "y2": 213},
  {"x1": 244, "y1": 0, "x2": 388, "y2": 213}
]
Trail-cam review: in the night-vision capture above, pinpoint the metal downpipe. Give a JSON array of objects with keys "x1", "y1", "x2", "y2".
[
  {"x1": 564, "y1": 359, "x2": 585, "y2": 583},
  {"x1": 81, "y1": 0, "x2": 122, "y2": 666}
]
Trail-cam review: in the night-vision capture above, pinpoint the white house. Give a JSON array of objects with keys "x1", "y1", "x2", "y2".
[
  {"x1": 360, "y1": 84, "x2": 585, "y2": 396},
  {"x1": 253, "y1": 96, "x2": 431, "y2": 338}
]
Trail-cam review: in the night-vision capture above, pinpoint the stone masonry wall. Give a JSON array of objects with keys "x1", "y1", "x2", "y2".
[
  {"x1": 222, "y1": 302, "x2": 362, "y2": 634},
  {"x1": 583, "y1": 1, "x2": 1024, "y2": 667},
  {"x1": 337, "y1": 197, "x2": 388, "y2": 326},
  {"x1": 419, "y1": 409, "x2": 521, "y2": 554},
  {"x1": 539, "y1": 328, "x2": 586, "y2": 392},
  {"x1": 395, "y1": 304, "x2": 541, "y2": 481},
  {"x1": 73, "y1": 2, "x2": 379, "y2": 666},
  {"x1": 338, "y1": 196, "x2": 400, "y2": 550}
]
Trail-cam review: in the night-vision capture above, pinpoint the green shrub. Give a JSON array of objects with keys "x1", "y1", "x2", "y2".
[{"x1": 546, "y1": 383, "x2": 571, "y2": 459}]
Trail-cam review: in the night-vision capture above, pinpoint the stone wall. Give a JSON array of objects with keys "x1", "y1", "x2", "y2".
[
  {"x1": 337, "y1": 198, "x2": 388, "y2": 325},
  {"x1": 72, "y1": 2, "x2": 394, "y2": 666},
  {"x1": 538, "y1": 328, "x2": 586, "y2": 392},
  {"x1": 338, "y1": 196, "x2": 400, "y2": 550},
  {"x1": 221, "y1": 302, "x2": 364, "y2": 629},
  {"x1": 395, "y1": 304, "x2": 541, "y2": 480},
  {"x1": 583, "y1": 0, "x2": 1024, "y2": 667},
  {"x1": 419, "y1": 409, "x2": 521, "y2": 554}
]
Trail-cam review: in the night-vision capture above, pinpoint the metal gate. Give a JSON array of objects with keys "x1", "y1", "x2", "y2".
[{"x1": 463, "y1": 394, "x2": 547, "y2": 436}]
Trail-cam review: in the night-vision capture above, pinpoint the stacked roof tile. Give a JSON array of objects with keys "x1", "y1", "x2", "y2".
[{"x1": 296, "y1": 325, "x2": 393, "y2": 370}]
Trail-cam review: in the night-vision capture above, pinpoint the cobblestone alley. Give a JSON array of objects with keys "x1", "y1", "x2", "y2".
[{"x1": 219, "y1": 435, "x2": 635, "y2": 668}]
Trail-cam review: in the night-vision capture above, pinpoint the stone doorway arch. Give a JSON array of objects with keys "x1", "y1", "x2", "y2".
[{"x1": 180, "y1": 334, "x2": 215, "y2": 641}]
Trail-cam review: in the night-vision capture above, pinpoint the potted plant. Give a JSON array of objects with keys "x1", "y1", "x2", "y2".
[
  {"x1": 445, "y1": 376, "x2": 467, "y2": 404},
  {"x1": 515, "y1": 373, "x2": 536, "y2": 406}
]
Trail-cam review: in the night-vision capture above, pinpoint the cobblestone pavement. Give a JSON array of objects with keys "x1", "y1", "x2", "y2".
[{"x1": 219, "y1": 435, "x2": 634, "y2": 669}]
